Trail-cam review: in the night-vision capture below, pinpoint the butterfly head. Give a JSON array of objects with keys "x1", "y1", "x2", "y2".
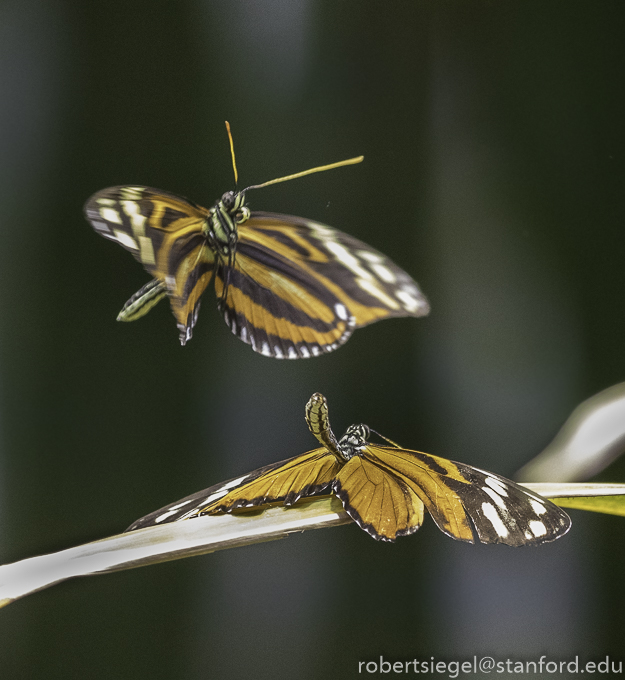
[
  {"x1": 337, "y1": 424, "x2": 370, "y2": 460},
  {"x1": 220, "y1": 191, "x2": 250, "y2": 224}
]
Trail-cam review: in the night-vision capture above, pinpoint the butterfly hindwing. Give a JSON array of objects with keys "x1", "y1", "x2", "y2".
[
  {"x1": 84, "y1": 186, "x2": 215, "y2": 344},
  {"x1": 215, "y1": 213, "x2": 429, "y2": 358},
  {"x1": 333, "y1": 454, "x2": 426, "y2": 541},
  {"x1": 215, "y1": 236, "x2": 356, "y2": 358}
]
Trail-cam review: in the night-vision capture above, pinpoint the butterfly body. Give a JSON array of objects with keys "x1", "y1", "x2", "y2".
[
  {"x1": 126, "y1": 394, "x2": 571, "y2": 546},
  {"x1": 85, "y1": 174, "x2": 429, "y2": 356}
]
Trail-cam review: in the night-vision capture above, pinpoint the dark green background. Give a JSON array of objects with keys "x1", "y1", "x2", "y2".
[{"x1": 1, "y1": 1, "x2": 624, "y2": 677}]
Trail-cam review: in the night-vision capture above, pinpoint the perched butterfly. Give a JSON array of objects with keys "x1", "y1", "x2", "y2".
[
  {"x1": 126, "y1": 393, "x2": 571, "y2": 545},
  {"x1": 84, "y1": 123, "x2": 429, "y2": 358}
]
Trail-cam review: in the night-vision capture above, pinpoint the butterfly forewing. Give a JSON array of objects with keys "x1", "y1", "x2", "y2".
[
  {"x1": 196, "y1": 449, "x2": 342, "y2": 514},
  {"x1": 84, "y1": 186, "x2": 215, "y2": 343},
  {"x1": 215, "y1": 213, "x2": 429, "y2": 358},
  {"x1": 242, "y1": 214, "x2": 430, "y2": 324},
  {"x1": 125, "y1": 449, "x2": 342, "y2": 532},
  {"x1": 84, "y1": 186, "x2": 207, "y2": 268},
  {"x1": 368, "y1": 446, "x2": 571, "y2": 545}
]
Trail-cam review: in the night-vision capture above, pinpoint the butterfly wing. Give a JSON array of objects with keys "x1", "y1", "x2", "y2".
[
  {"x1": 345, "y1": 445, "x2": 571, "y2": 545},
  {"x1": 125, "y1": 448, "x2": 342, "y2": 532},
  {"x1": 333, "y1": 454, "x2": 425, "y2": 541},
  {"x1": 84, "y1": 186, "x2": 215, "y2": 344},
  {"x1": 215, "y1": 212, "x2": 430, "y2": 358},
  {"x1": 196, "y1": 448, "x2": 342, "y2": 514}
]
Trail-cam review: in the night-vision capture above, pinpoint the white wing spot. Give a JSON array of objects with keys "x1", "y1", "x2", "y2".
[
  {"x1": 371, "y1": 263, "x2": 397, "y2": 283},
  {"x1": 261, "y1": 342, "x2": 271, "y2": 357},
  {"x1": 357, "y1": 278, "x2": 400, "y2": 309},
  {"x1": 177, "y1": 489, "x2": 231, "y2": 519},
  {"x1": 310, "y1": 223, "x2": 336, "y2": 238},
  {"x1": 168, "y1": 500, "x2": 193, "y2": 511},
  {"x1": 287, "y1": 346, "x2": 297, "y2": 359},
  {"x1": 120, "y1": 187, "x2": 145, "y2": 199},
  {"x1": 113, "y1": 230, "x2": 137, "y2": 250},
  {"x1": 311, "y1": 345, "x2": 320, "y2": 356},
  {"x1": 240, "y1": 326, "x2": 248, "y2": 342},
  {"x1": 358, "y1": 250, "x2": 384, "y2": 263},
  {"x1": 101, "y1": 207, "x2": 122, "y2": 224},
  {"x1": 138, "y1": 236, "x2": 155, "y2": 265},
  {"x1": 222, "y1": 475, "x2": 249, "y2": 490},
  {"x1": 155, "y1": 509, "x2": 181, "y2": 523},
  {"x1": 273, "y1": 346, "x2": 284, "y2": 359},
  {"x1": 198, "y1": 490, "x2": 228, "y2": 505},
  {"x1": 481, "y1": 502, "x2": 509, "y2": 538},
  {"x1": 96, "y1": 198, "x2": 116, "y2": 206},
  {"x1": 530, "y1": 500, "x2": 547, "y2": 516},
  {"x1": 482, "y1": 486, "x2": 507, "y2": 510},
  {"x1": 122, "y1": 200, "x2": 147, "y2": 232},
  {"x1": 334, "y1": 303, "x2": 349, "y2": 320},
  {"x1": 396, "y1": 288, "x2": 421, "y2": 313},
  {"x1": 485, "y1": 476, "x2": 509, "y2": 497},
  {"x1": 300, "y1": 347, "x2": 310, "y2": 358},
  {"x1": 325, "y1": 242, "x2": 373, "y2": 280},
  {"x1": 529, "y1": 520, "x2": 547, "y2": 537}
]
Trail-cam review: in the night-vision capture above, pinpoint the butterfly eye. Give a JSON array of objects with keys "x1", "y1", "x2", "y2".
[{"x1": 221, "y1": 191, "x2": 236, "y2": 210}]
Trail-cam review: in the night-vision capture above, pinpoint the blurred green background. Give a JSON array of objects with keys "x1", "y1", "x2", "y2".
[{"x1": 1, "y1": 0, "x2": 624, "y2": 677}]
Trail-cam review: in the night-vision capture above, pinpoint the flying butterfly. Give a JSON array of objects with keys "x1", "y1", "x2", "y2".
[
  {"x1": 84, "y1": 123, "x2": 429, "y2": 358},
  {"x1": 126, "y1": 393, "x2": 572, "y2": 545}
]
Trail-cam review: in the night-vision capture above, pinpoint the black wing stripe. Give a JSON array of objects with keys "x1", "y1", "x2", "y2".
[
  {"x1": 223, "y1": 268, "x2": 338, "y2": 331},
  {"x1": 244, "y1": 213, "x2": 430, "y2": 322},
  {"x1": 375, "y1": 447, "x2": 571, "y2": 546}
]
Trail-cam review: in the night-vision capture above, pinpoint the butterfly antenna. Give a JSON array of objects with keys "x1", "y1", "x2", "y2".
[
  {"x1": 244, "y1": 155, "x2": 364, "y2": 192},
  {"x1": 369, "y1": 428, "x2": 403, "y2": 449},
  {"x1": 225, "y1": 121, "x2": 238, "y2": 187}
]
